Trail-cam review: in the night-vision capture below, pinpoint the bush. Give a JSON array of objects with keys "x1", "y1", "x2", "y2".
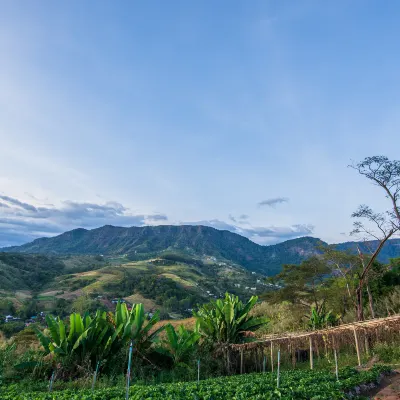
[
  {"x1": 0, "y1": 322, "x2": 25, "y2": 338},
  {"x1": 373, "y1": 342, "x2": 400, "y2": 363}
]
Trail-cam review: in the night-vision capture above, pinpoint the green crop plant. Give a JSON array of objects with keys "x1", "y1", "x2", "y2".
[
  {"x1": 157, "y1": 324, "x2": 200, "y2": 365},
  {"x1": 0, "y1": 365, "x2": 391, "y2": 399},
  {"x1": 193, "y1": 293, "x2": 268, "y2": 344},
  {"x1": 307, "y1": 305, "x2": 340, "y2": 330}
]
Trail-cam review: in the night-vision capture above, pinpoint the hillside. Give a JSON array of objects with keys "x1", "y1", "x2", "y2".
[
  {"x1": 0, "y1": 251, "x2": 265, "y2": 317},
  {"x1": 3, "y1": 225, "x2": 400, "y2": 276},
  {"x1": 0, "y1": 253, "x2": 65, "y2": 291}
]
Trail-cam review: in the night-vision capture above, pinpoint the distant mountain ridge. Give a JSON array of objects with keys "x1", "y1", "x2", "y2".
[{"x1": 2, "y1": 225, "x2": 400, "y2": 276}]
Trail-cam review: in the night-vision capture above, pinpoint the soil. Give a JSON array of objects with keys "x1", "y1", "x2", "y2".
[{"x1": 368, "y1": 370, "x2": 400, "y2": 399}]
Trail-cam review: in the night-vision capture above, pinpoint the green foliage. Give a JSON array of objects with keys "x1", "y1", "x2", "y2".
[
  {"x1": 0, "y1": 253, "x2": 65, "y2": 291},
  {"x1": 109, "y1": 302, "x2": 164, "y2": 356},
  {"x1": 193, "y1": 293, "x2": 268, "y2": 344},
  {"x1": 0, "y1": 322, "x2": 25, "y2": 338},
  {"x1": 36, "y1": 311, "x2": 113, "y2": 368},
  {"x1": 0, "y1": 365, "x2": 391, "y2": 399},
  {"x1": 35, "y1": 302, "x2": 164, "y2": 373},
  {"x1": 307, "y1": 306, "x2": 340, "y2": 330},
  {"x1": 157, "y1": 324, "x2": 200, "y2": 364},
  {"x1": 269, "y1": 256, "x2": 330, "y2": 307},
  {"x1": 373, "y1": 342, "x2": 400, "y2": 363}
]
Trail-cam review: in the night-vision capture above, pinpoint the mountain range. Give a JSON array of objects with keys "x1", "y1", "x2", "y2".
[{"x1": 3, "y1": 225, "x2": 400, "y2": 276}]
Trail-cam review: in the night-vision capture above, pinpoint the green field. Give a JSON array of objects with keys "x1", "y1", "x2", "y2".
[{"x1": 0, "y1": 365, "x2": 390, "y2": 399}]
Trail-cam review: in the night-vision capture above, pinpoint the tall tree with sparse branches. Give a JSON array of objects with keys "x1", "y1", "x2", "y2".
[{"x1": 350, "y1": 156, "x2": 400, "y2": 320}]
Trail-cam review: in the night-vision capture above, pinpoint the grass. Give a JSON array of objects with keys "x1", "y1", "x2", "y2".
[
  {"x1": 160, "y1": 273, "x2": 196, "y2": 287},
  {"x1": 36, "y1": 295, "x2": 56, "y2": 301}
]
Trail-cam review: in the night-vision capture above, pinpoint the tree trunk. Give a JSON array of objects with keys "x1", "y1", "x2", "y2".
[
  {"x1": 356, "y1": 284, "x2": 364, "y2": 321},
  {"x1": 366, "y1": 284, "x2": 375, "y2": 319}
]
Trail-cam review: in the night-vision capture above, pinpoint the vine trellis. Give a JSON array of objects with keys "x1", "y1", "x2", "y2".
[{"x1": 228, "y1": 315, "x2": 400, "y2": 373}]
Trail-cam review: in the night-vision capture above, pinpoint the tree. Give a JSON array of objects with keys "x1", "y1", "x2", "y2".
[
  {"x1": 351, "y1": 156, "x2": 400, "y2": 227},
  {"x1": 350, "y1": 156, "x2": 400, "y2": 320},
  {"x1": 269, "y1": 257, "x2": 330, "y2": 313}
]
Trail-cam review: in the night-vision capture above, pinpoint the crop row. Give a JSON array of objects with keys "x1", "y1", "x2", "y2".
[{"x1": 0, "y1": 365, "x2": 390, "y2": 400}]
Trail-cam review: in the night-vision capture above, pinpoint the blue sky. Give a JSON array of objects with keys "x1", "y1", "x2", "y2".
[{"x1": 1, "y1": 1, "x2": 400, "y2": 247}]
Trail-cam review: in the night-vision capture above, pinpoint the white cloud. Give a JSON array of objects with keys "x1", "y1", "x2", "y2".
[{"x1": 0, "y1": 195, "x2": 167, "y2": 247}]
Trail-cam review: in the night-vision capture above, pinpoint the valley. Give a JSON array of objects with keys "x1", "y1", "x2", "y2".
[{"x1": 0, "y1": 250, "x2": 267, "y2": 319}]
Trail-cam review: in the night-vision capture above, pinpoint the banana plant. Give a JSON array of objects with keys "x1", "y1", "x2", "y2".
[
  {"x1": 157, "y1": 324, "x2": 201, "y2": 364},
  {"x1": 35, "y1": 302, "x2": 165, "y2": 370},
  {"x1": 108, "y1": 302, "x2": 165, "y2": 357},
  {"x1": 193, "y1": 293, "x2": 269, "y2": 344},
  {"x1": 36, "y1": 311, "x2": 115, "y2": 366},
  {"x1": 307, "y1": 306, "x2": 340, "y2": 330}
]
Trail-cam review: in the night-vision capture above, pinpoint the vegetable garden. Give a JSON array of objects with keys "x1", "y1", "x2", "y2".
[
  {"x1": 1, "y1": 293, "x2": 400, "y2": 399},
  {"x1": 0, "y1": 365, "x2": 392, "y2": 399}
]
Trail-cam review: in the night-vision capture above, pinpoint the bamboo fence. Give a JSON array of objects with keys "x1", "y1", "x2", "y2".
[{"x1": 229, "y1": 315, "x2": 400, "y2": 371}]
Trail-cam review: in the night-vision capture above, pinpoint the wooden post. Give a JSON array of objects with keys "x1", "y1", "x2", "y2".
[
  {"x1": 49, "y1": 371, "x2": 55, "y2": 392},
  {"x1": 364, "y1": 331, "x2": 370, "y2": 357},
  {"x1": 126, "y1": 340, "x2": 133, "y2": 400},
  {"x1": 277, "y1": 349, "x2": 281, "y2": 388},
  {"x1": 92, "y1": 361, "x2": 100, "y2": 392},
  {"x1": 263, "y1": 355, "x2": 266, "y2": 373},
  {"x1": 309, "y1": 336, "x2": 314, "y2": 370},
  {"x1": 291, "y1": 343, "x2": 296, "y2": 368},
  {"x1": 353, "y1": 327, "x2": 361, "y2": 367},
  {"x1": 240, "y1": 349, "x2": 244, "y2": 374},
  {"x1": 270, "y1": 342, "x2": 274, "y2": 372},
  {"x1": 334, "y1": 349, "x2": 339, "y2": 381},
  {"x1": 197, "y1": 359, "x2": 200, "y2": 383}
]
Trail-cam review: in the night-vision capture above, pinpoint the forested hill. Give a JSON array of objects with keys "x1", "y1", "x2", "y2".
[{"x1": 2, "y1": 225, "x2": 400, "y2": 276}]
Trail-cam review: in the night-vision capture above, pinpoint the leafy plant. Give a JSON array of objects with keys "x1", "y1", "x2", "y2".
[
  {"x1": 0, "y1": 365, "x2": 391, "y2": 400},
  {"x1": 35, "y1": 303, "x2": 165, "y2": 372},
  {"x1": 157, "y1": 324, "x2": 200, "y2": 364},
  {"x1": 108, "y1": 302, "x2": 165, "y2": 358},
  {"x1": 307, "y1": 306, "x2": 340, "y2": 330},
  {"x1": 193, "y1": 293, "x2": 268, "y2": 344}
]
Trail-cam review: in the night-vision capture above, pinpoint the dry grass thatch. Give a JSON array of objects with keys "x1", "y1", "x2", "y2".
[{"x1": 230, "y1": 315, "x2": 400, "y2": 354}]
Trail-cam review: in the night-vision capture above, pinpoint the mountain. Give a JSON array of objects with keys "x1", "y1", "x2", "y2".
[
  {"x1": 3, "y1": 225, "x2": 400, "y2": 276},
  {"x1": 2, "y1": 225, "x2": 324, "y2": 276}
]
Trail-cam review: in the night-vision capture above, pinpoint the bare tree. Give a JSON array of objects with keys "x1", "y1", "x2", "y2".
[
  {"x1": 350, "y1": 156, "x2": 400, "y2": 320},
  {"x1": 321, "y1": 247, "x2": 360, "y2": 316},
  {"x1": 351, "y1": 156, "x2": 400, "y2": 227}
]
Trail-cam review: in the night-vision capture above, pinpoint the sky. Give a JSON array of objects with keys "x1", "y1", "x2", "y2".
[{"x1": 1, "y1": 0, "x2": 400, "y2": 248}]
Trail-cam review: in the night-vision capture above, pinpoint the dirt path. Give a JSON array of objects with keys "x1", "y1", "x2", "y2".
[{"x1": 371, "y1": 371, "x2": 400, "y2": 399}]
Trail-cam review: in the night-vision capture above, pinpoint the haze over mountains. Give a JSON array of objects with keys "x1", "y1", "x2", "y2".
[{"x1": 3, "y1": 225, "x2": 400, "y2": 276}]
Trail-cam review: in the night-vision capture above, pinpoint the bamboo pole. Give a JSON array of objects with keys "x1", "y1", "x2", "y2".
[
  {"x1": 126, "y1": 340, "x2": 133, "y2": 400},
  {"x1": 291, "y1": 342, "x2": 296, "y2": 368},
  {"x1": 270, "y1": 342, "x2": 274, "y2": 372},
  {"x1": 364, "y1": 331, "x2": 370, "y2": 357},
  {"x1": 240, "y1": 349, "x2": 244, "y2": 374},
  {"x1": 276, "y1": 349, "x2": 281, "y2": 388},
  {"x1": 197, "y1": 359, "x2": 200, "y2": 383},
  {"x1": 309, "y1": 336, "x2": 314, "y2": 370},
  {"x1": 263, "y1": 355, "x2": 266, "y2": 373},
  {"x1": 49, "y1": 371, "x2": 55, "y2": 392},
  {"x1": 92, "y1": 361, "x2": 100, "y2": 392},
  {"x1": 334, "y1": 350, "x2": 339, "y2": 381},
  {"x1": 353, "y1": 327, "x2": 361, "y2": 367}
]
